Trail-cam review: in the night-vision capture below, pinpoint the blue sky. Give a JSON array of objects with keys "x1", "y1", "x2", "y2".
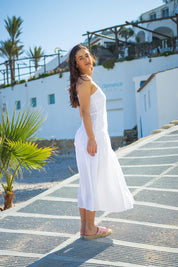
[{"x1": 0, "y1": 0, "x2": 163, "y2": 59}]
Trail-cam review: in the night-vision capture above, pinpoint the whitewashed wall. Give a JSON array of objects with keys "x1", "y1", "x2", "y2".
[
  {"x1": 157, "y1": 68, "x2": 178, "y2": 127},
  {"x1": 0, "y1": 54, "x2": 178, "y2": 140},
  {"x1": 135, "y1": 67, "x2": 178, "y2": 138},
  {"x1": 0, "y1": 73, "x2": 80, "y2": 140},
  {"x1": 133, "y1": 74, "x2": 150, "y2": 138},
  {"x1": 136, "y1": 76, "x2": 159, "y2": 138}
]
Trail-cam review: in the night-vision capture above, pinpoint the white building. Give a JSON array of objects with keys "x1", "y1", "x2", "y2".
[
  {"x1": 0, "y1": 54, "x2": 178, "y2": 142},
  {"x1": 134, "y1": 67, "x2": 178, "y2": 138},
  {"x1": 141, "y1": 0, "x2": 178, "y2": 21},
  {"x1": 85, "y1": 0, "x2": 178, "y2": 54},
  {"x1": 135, "y1": 0, "x2": 178, "y2": 46},
  {"x1": 28, "y1": 1, "x2": 178, "y2": 80}
]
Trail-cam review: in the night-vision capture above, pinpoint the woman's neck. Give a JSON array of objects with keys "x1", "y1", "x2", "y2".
[{"x1": 81, "y1": 69, "x2": 92, "y2": 77}]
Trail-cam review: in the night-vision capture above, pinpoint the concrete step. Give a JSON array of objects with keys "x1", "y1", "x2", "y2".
[
  {"x1": 162, "y1": 124, "x2": 175, "y2": 129},
  {"x1": 170, "y1": 120, "x2": 178, "y2": 125},
  {"x1": 152, "y1": 129, "x2": 164, "y2": 134}
]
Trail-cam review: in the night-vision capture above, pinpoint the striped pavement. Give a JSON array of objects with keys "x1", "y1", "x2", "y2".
[{"x1": 0, "y1": 125, "x2": 178, "y2": 266}]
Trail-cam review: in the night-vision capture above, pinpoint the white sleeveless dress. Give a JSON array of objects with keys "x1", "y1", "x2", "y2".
[{"x1": 74, "y1": 86, "x2": 134, "y2": 212}]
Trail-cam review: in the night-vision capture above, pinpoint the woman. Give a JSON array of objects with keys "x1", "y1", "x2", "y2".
[{"x1": 69, "y1": 44, "x2": 134, "y2": 240}]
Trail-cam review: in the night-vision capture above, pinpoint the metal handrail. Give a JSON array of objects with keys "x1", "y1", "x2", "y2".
[{"x1": 0, "y1": 52, "x2": 65, "y2": 85}]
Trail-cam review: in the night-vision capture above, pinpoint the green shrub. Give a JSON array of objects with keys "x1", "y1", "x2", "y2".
[
  {"x1": 19, "y1": 79, "x2": 26, "y2": 84},
  {"x1": 125, "y1": 56, "x2": 135, "y2": 61},
  {"x1": 40, "y1": 73, "x2": 50, "y2": 78},
  {"x1": 117, "y1": 58, "x2": 125, "y2": 62},
  {"x1": 160, "y1": 51, "x2": 173, "y2": 57},
  {"x1": 1, "y1": 84, "x2": 10, "y2": 88},
  {"x1": 102, "y1": 59, "x2": 115, "y2": 69}
]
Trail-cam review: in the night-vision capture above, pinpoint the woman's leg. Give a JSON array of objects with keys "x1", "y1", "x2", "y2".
[
  {"x1": 85, "y1": 209, "x2": 97, "y2": 235},
  {"x1": 79, "y1": 208, "x2": 86, "y2": 235},
  {"x1": 79, "y1": 208, "x2": 112, "y2": 239},
  {"x1": 79, "y1": 208, "x2": 97, "y2": 235}
]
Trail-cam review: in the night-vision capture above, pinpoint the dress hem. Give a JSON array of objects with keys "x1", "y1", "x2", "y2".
[{"x1": 77, "y1": 204, "x2": 134, "y2": 213}]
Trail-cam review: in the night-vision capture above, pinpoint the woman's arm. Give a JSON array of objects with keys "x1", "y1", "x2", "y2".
[{"x1": 77, "y1": 79, "x2": 97, "y2": 156}]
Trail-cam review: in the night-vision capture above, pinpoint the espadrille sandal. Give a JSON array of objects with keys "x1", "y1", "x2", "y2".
[{"x1": 83, "y1": 226, "x2": 112, "y2": 240}]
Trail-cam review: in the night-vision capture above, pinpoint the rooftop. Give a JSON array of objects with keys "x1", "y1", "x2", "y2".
[{"x1": 137, "y1": 66, "x2": 178, "y2": 92}]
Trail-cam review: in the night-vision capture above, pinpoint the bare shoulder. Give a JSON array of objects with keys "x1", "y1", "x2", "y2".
[{"x1": 77, "y1": 75, "x2": 92, "y2": 95}]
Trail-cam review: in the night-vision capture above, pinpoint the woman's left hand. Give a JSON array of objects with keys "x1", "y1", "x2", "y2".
[{"x1": 87, "y1": 138, "x2": 97, "y2": 156}]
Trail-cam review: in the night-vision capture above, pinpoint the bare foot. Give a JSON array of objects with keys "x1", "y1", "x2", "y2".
[
  {"x1": 85, "y1": 225, "x2": 98, "y2": 236},
  {"x1": 80, "y1": 228, "x2": 85, "y2": 236}
]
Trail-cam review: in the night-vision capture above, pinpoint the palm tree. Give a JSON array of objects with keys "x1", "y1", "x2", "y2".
[
  {"x1": 27, "y1": 46, "x2": 44, "y2": 71},
  {"x1": 4, "y1": 16, "x2": 23, "y2": 43},
  {"x1": 0, "y1": 40, "x2": 15, "y2": 84},
  {"x1": 0, "y1": 40, "x2": 23, "y2": 84},
  {"x1": 3, "y1": 16, "x2": 24, "y2": 83},
  {"x1": 119, "y1": 27, "x2": 134, "y2": 43},
  {"x1": 0, "y1": 107, "x2": 56, "y2": 210}
]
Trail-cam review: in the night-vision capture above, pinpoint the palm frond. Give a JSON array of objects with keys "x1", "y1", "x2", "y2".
[
  {"x1": 0, "y1": 105, "x2": 56, "y2": 195},
  {"x1": 4, "y1": 16, "x2": 23, "y2": 42},
  {"x1": 26, "y1": 46, "x2": 44, "y2": 71},
  {"x1": 6, "y1": 140, "x2": 55, "y2": 171},
  {"x1": 0, "y1": 106, "x2": 52, "y2": 181},
  {"x1": 1, "y1": 107, "x2": 45, "y2": 142}
]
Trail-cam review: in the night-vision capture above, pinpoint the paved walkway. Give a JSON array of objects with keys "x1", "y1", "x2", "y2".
[{"x1": 0, "y1": 126, "x2": 178, "y2": 267}]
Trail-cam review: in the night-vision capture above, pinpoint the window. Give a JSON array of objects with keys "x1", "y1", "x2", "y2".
[
  {"x1": 2, "y1": 103, "x2": 6, "y2": 112},
  {"x1": 16, "y1": 100, "x2": 21, "y2": 110},
  {"x1": 162, "y1": 8, "x2": 169, "y2": 18},
  {"x1": 48, "y1": 94, "x2": 55, "y2": 104},
  {"x1": 150, "y1": 13, "x2": 156, "y2": 20},
  {"x1": 144, "y1": 94, "x2": 147, "y2": 112},
  {"x1": 31, "y1": 97, "x2": 37, "y2": 107},
  {"x1": 148, "y1": 91, "x2": 151, "y2": 108},
  {"x1": 140, "y1": 81, "x2": 146, "y2": 87}
]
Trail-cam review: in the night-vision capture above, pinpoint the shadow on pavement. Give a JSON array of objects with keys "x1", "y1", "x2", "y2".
[{"x1": 28, "y1": 237, "x2": 113, "y2": 266}]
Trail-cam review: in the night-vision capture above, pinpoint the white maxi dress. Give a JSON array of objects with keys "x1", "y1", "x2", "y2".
[{"x1": 74, "y1": 86, "x2": 134, "y2": 212}]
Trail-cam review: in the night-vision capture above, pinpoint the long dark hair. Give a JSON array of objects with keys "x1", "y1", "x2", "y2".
[{"x1": 68, "y1": 44, "x2": 95, "y2": 108}]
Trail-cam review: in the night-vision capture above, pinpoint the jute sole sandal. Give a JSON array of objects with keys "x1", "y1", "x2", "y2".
[{"x1": 83, "y1": 226, "x2": 112, "y2": 240}]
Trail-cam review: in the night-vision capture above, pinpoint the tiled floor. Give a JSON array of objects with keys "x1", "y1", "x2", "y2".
[{"x1": 0, "y1": 125, "x2": 178, "y2": 266}]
